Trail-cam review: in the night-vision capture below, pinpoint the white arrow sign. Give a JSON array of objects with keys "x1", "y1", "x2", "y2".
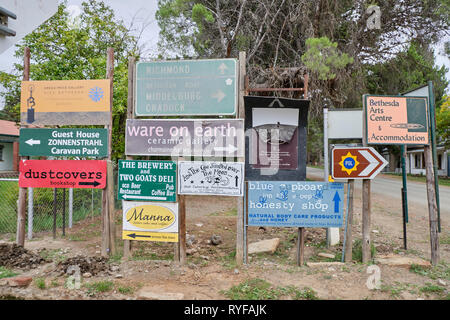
[
  {"x1": 122, "y1": 194, "x2": 167, "y2": 201},
  {"x1": 25, "y1": 138, "x2": 41, "y2": 146},
  {"x1": 218, "y1": 63, "x2": 228, "y2": 74},
  {"x1": 213, "y1": 144, "x2": 238, "y2": 154},
  {"x1": 211, "y1": 90, "x2": 226, "y2": 102}
]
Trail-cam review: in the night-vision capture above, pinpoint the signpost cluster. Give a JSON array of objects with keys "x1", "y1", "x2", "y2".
[
  {"x1": 16, "y1": 48, "x2": 113, "y2": 248},
  {"x1": 122, "y1": 58, "x2": 244, "y2": 263}
]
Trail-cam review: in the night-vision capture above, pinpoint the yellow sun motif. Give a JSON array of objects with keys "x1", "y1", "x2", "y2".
[{"x1": 339, "y1": 152, "x2": 360, "y2": 175}]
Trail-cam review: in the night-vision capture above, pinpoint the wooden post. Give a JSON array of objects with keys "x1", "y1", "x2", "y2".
[
  {"x1": 16, "y1": 47, "x2": 30, "y2": 247},
  {"x1": 101, "y1": 47, "x2": 115, "y2": 257},
  {"x1": 362, "y1": 179, "x2": 371, "y2": 263},
  {"x1": 344, "y1": 179, "x2": 354, "y2": 262},
  {"x1": 52, "y1": 188, "x2": 57, "y2": 239},
  {"x1": 297, "y1": 227, "x2": 305, "y2": 266},
  {"x1": 424, "y1": 145, "x2": 440, "y2": 265},
  {"x1": 178, "y1": 191, "x2": 187, "y2": 265},
  {"x1": 362, "y1": 100, "x2": 371, "y2": 263},
  {"x1": 123, "y1": 56, "x2": 135, "y2": 259},
  {"x1": 236, "y1": 51, "x2": 246, "y2": 265}
]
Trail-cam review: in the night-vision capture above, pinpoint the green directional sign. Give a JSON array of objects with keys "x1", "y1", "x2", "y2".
[
  {"x1": 135, "y1": 59, "x2": 237, "y2": 116},
  {"x1": 117, "y1": 160, "x2": 176, "y2": 202},
  {"x1": 19, "y1": 128, "x2": 108, "y2": 157}
]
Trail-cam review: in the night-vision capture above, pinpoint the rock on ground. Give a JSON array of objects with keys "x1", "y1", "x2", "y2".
[
  {"x1": 248, "y1": 238, "x2": 280, "y2": 255},
  {"x1": 137, "y1": 288, "x2": 184, "y2": 300},
  {"x1": 375, "y1": 255, "x2": 431, "y2": 268}
]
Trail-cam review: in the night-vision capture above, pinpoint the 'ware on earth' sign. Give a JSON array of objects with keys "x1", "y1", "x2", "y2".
[{"x1": 19, "y1": 160, "x2": 107, "y2": 189}]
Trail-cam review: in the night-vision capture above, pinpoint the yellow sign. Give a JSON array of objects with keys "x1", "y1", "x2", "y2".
[
  {"x1": 122, "y1": 201, "x2": 178, "y2": 243},
  {"x1": 338, "y1": 152, "x2": 360, "y2": 175},
  {"x1": 125, "y1": 204, "x2": 176, "y2": 230},
  {"x1": 20, "y1": 79, "x2": 111, "y2": 125},
  {"x1": 122, "y1": 231, "x2": 178, "y2": 242}
]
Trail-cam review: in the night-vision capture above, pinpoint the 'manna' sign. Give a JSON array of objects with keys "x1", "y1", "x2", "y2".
[{"x1": 121, "y1": 201, "x2": 178, "y2": 242}]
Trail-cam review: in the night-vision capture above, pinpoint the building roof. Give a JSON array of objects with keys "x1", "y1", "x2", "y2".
[{"x1": 0, "y1": 120, "x2": 20, "y2": 137}]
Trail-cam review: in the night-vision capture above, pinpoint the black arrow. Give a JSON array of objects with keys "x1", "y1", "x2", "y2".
[
  {"x1": 127, "y1": 233, "x2": 151, "y2": 239},
  {"x1": 78, "y1": 181, "x2": 101, "y2": 187}
]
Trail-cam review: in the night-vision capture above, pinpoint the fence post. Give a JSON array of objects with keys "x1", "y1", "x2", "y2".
[
  {"x1": 27, "y1": 188, "x2": 33, "y2": 240},
  {"x1": 69, "y1": 188, "x2": 73, "y2": 228}
]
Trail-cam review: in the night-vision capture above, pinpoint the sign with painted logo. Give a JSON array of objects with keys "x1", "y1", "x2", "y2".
[
  {"x1": 178, "y1": 161, "x2": 244, "y2": 196},
  {"x1": 117, "y1": 160, "x2": 176, "y2": 201},
  {"x1": 135, "y1": 59, "x2": 237, "y2": 116},
  {"x1": 125, "y1": 119, "x2": 244, "y2": 157},
  {"x1": 122, "y1": 201, "x2": 178, "y2": 242},
  {"x1": 20, "y1": 79, "x2": 111, "y2": 125},
  {"x1": 247, "y1": 181, "x2": 344, "y2": 228},
  {"x1": 19, "y1": 128, "x2": 108, "y2": 157},
  {"x1": 364, "y1": 95, "x2": 429, "y2": 145},
  {"x1": 19, "y1": 160, "x2": 106, "y2": 189},
  {"x1": 332, "y1": 147, "x2": 388, "y2": 179}
]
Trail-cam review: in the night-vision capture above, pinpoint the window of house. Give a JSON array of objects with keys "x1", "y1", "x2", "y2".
[
  {"x1": 438, "y1": 154, "x2": 442, "y2": 170},
  {"x1": 0, "y1": 145, "x2": 4, "y2": 161}
]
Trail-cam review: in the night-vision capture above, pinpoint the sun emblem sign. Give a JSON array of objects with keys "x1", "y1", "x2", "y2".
[
  {"x1": 339, "y1": 152, "x2": 359, "y2": 175},
  {"x1": 88, "y1": 86, "x2": 104, "y2": 102}
]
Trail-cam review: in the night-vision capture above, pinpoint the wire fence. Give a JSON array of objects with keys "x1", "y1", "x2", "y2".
[{"x1": 0, "y1": 171, "x2": 106, "y2": 239}]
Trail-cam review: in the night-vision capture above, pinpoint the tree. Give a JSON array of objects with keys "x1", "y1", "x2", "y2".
[
  {"x1": 0, "y1": 0, "x2": 141, "y2": 160},
  {"x1": 156, "y1": 0, "x2": 449, "y2": 113},
  {"x1": 437, "y1": 95, "x2": 450, "y2": 148}
]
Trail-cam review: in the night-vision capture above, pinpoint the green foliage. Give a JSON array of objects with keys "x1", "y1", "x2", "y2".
[
  {"x1": 436, "y1": 96, "x2": 450, "y2": 148},
  {"x1": 34, "y1": 278, "x2": 46, "y2": 290},
  {"x1": 0, "y1": 267, "x2": 18, "y2": 279},
  {"x1": 84, "y1": 280, "x2": 114, "y2": 295},
  {"x1": 222, "y1": 278, "x2": 320, "y2": 300},
  {"x1": 301, "y1": 37, "x2": 353, "y2": 81},
  {"x1": 410, "y1": 262, "x2": 450, "y2": 281},
  {"x1": 352, "y1": 239, "x2": 376, "y2": 263},
  {"x1": 0, "y1": 0, "x2": 139, "y2": 161}
]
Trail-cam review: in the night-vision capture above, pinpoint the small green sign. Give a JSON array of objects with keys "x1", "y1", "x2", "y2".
[
  {"x1": 135, "y1": 59, "x2": 237, "y2": 116},
  {"x1": 19, "y1": 128, "x2": 108, "y2": 157},
  {"x1": 117, "y1": 160, "x2": 176, "y2": 202}
]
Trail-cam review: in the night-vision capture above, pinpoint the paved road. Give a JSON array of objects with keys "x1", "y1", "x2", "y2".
[{"x1": 307, "y1": 167, "x2": 450, "y2": 215}]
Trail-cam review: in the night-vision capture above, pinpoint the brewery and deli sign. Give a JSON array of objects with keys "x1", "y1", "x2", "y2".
[
  {"x1": 20, "y1": 79, "x2": 111, "y2": 125},
  {"x1": 122, "y1": 201, "x2": 178, "y2": 242},
  {"x1": 117, "y1": 160, "x2": 176, "y2": 201}
]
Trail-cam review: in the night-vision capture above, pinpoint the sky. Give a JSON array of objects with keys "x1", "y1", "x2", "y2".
[{"x1": 0, "y1": 0, "x2": 449, "y2": 107}]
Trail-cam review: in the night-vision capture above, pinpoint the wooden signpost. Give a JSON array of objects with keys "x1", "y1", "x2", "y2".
[
  {"x1": 363, "y1": 94, "x2": 438, "y2": 265},
  {"x1": 16, "y1": 47, "x2": 114, "y2": 256}
]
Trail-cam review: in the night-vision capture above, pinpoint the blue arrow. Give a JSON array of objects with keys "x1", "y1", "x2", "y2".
[{"x1": 333, "y1": 191, "x2": 341, "y2": 213}]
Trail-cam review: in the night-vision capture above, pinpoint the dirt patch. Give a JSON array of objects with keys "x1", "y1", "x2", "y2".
[
  {"x1": 56, "y1": 255, "x2": 114, "y2": 276},
  {"x1": 0, "y1": 243, "x2": 47, "y2": 270}
]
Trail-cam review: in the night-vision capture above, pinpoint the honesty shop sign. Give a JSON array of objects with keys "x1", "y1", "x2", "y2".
[{"x1": 247, "y1": 181, "x2": 345, "y2": 228}]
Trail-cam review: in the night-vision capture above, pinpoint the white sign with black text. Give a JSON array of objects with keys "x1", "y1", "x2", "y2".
[{"x1": 178, "y1": 161, "x2": 244, "y2": 196}]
